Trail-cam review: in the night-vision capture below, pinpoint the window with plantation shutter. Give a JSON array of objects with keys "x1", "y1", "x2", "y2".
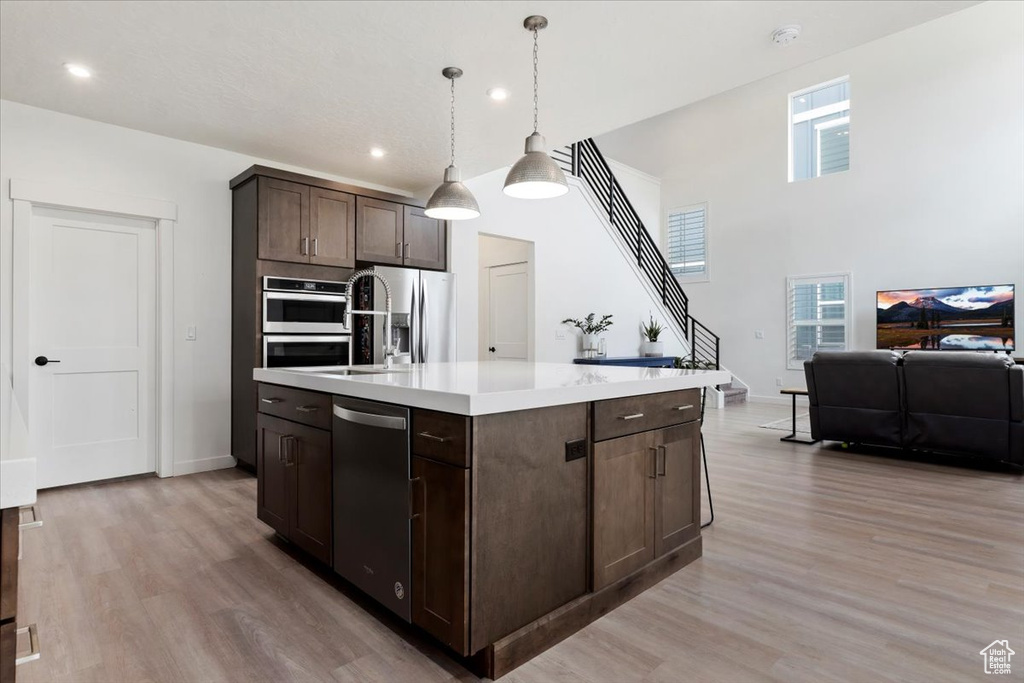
[
  {"x1": 787, "y1": 273, "x2": 851, "y2": 369},
  {"x1": 666, "y1": 203, "x2": 707, "y2": 281}
]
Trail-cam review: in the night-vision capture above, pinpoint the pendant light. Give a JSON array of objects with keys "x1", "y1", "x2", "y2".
[
  {"x1": 425, "y1": 67, "x2": 480, "y2": 220},
  {"x1": 503, "y1": 15, "x2": 569, "y2": 199}
]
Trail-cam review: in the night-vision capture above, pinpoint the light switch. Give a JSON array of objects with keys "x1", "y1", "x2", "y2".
[
  {"x1": 754, "y1": 330, "x2": 765, "y2": 340},
  {"x1": 186, "y1": 326, "x2": 197, "y2": 341}
]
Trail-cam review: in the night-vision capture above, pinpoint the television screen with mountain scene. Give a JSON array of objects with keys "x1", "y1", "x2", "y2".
[{"x1": 877, "y1": 285, "x2": 1015, "y2": 351}]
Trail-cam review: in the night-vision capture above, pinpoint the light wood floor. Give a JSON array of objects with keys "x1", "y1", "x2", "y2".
[{"x1": 16, "y1": 401, "x2": 1024, "y2": 683}]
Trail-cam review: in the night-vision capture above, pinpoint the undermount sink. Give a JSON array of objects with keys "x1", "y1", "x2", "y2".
[{"x1": 308, "y1": 367, "x2": 409, "y2": 376}]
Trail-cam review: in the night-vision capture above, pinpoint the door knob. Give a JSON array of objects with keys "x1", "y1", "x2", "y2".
[
  {"x1": 34, "y1": 356, "x2": 60, "y2": 366},
  {"x1": 488, "y1": 347, "x2": 496, "y2": 353}
]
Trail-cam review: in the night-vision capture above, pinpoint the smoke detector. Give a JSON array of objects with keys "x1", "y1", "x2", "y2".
[{"x1": 771, "y1": 25, "x2": 801, "y2": 46}]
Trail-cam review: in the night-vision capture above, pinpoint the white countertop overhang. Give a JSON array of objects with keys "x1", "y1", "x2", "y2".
[{"x1": 254, "y1": 361, "x2": 731, "y2": 416}]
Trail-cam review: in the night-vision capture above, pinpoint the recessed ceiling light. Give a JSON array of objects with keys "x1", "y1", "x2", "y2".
[
  {"x1": 771, "y1": 25, "x2": 801, "y2": 46},
  {"x1": 63, "y1": 63, "x2": 92, "y2": 78},
  {"x1": 370, "y1": 148, "x2": 385, "y2": 158},
  {"x1": 487, "y1": 87, "x2": 509, "y2": 101}
]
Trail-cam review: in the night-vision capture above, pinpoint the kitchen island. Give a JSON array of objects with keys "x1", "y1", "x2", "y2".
[{"x1": 251, "y1": 361, "x2": 729, "y2": 679}]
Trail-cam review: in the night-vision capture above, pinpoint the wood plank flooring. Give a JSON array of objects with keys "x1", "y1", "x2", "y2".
[{"x1": 16, "y1": 401, "x2": 1024, "y2": 682}]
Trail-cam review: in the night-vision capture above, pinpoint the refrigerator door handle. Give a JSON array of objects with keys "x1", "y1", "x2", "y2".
[
  {"x1": 420, "y1": 281, "x2": 428, "y2": 362},
  {"x1": 410, "y1": 278, "x2": 419, "y2": 363}
]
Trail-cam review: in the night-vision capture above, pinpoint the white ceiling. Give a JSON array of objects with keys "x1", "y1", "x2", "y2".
[{"x1": 0, "y1": 1, "x2": 978, "y2": 194}]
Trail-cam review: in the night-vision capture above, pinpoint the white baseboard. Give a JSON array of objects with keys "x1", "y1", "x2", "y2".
[
  {"x1": 173, "y1": 454, "x2": 238, "y2": 477},
  {"x1": 748, "y1": 393, "x2": 810, "y2": 406}
]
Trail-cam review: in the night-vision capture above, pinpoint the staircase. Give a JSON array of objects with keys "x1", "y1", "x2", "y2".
[{"x1": 552, "y1": 138, "x2": 747, "y2": 405}]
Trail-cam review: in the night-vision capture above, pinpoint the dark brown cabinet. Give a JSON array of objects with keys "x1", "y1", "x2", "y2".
[
  {"x1": 654, "y1": 422, "x2": 701, "y2": 556},
  {"x1": 256, "y1": 412, "x2": 333, "y2": 564},
  {"x1": 257, "y1": 177, "x2": 356, "y2": 267},
  {"x1": 356, "y1": 197, "x2": 404, "y2": 265},
  {"x1": 411, "y1": 455, "x2": 470, "y2": 655},
  {"x1": 258, "y1": 177, "x2": 309, "y2": 264},
  {"x1": 355, "y1": 198, "x2": 447, "y2": 270},
  {"x1": 403, "y1": 206, "x2": 446, "y2": 271},
  {"x1": 592, "y1": 418, "x2": 700, "y2": 590},
  {"x1": 309, "y1": 187, "x2": 356, "y2": 268}
]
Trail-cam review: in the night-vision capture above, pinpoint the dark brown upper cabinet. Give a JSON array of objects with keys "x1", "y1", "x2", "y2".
[
  {"x1": 258, "y1": 177, "x2": 355, "y2": 267},
  {"x1": 356, "y1": 198, "x2": 447, "y2": 270},
  {"x1": 258, "y1": 177, "x2": 309, "y2": 264},
  {"x1": 356, "y1": 197, "x2": 405, "y2": 266},
  {"x1": 310, "y1": 187, "x2": 356, "y2": 268},
  {"x1": 403, "y1": 206, "x2": 446, "y2": 271}
]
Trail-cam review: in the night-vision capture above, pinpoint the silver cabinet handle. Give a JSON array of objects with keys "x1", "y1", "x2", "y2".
[
  {"x1": 295, "y1": 405, "x2": 319, "y2": 413},
  {"x1": 277, "y1": 434, "x2": 286, "y2": 464},
  {"x1": 418, "y1": 431, "x2": 448, "y2": 443},
  {"x1": 404, "y1": 242, "x2": 410, "y2": 259},
  {"x1": 620, "y1": 413, "x2": 645, "y2": 420},
  {"x1": 262, "y1": 397, "x2": 284, "y2": 404},
  {"x1": 15, "y1": 624, "x2": 41, "y2": 666},
  {"x1": 648, "y1": 447, "x2": 658, "y2": 479},
  {"x1": 674, "y1": 404, "x2": 694, "y2": 411},
  {"x1": 19, "y1": 504, "x2": 43, "y2": 530},
  {"x1": 313, "y1": 237, "x2": 318, "y2": 257},
  {"x1": 396, "y1": 241, "x2": 402, "y2": 257},
  {"x1": 657, "y1": 444, "x2": 667, "y2": 476},
  {"x1": 302, "y1": 237, "x2": 309, "y2": 255}
]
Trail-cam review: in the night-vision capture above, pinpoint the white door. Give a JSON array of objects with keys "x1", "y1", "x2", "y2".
[
  {"x1": 487, "y1": 262, "x2": 529, "y2": 361},
  {"x1": 28, "y1": 207, "x2": 157, "y2": 488}
]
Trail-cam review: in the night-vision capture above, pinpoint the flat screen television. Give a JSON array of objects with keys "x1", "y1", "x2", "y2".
[{"x1": 876, "y1": 284, "x2": 1015, "y2": 351}]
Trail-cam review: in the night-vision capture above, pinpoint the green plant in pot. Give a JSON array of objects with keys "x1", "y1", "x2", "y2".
[
  {"x1": 640, "y1": 314, "x2": 665, "y2": 357},
  {"x1": 562, "y1": 313, "x2": 613, "y2": 357}
]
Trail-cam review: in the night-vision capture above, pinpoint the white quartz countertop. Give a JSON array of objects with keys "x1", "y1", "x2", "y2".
[{"x1": 254, "y1": 361, "x2": 731, "y2": 416}]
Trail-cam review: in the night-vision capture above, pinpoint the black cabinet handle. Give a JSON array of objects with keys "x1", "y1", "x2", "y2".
[{"x1": 34, "y1": 356, "x2": 60, "y2": 366}]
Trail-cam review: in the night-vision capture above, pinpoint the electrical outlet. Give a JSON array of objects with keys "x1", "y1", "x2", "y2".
[
  {"x1": 565, "y1": 439, "x2": 587, "y2": 462},
  {"x1": 555, "y1": 329, "x2": 566, "y2": 340},
  {"x1": 186, "y1": 326, "x2": 197, "y2": 341},
  {"x1": 755, "y1": 330, "x2": 765, "y2": 340},
  {"x1": 776, "y1": 377, "x2": 783, "y2": 387}
]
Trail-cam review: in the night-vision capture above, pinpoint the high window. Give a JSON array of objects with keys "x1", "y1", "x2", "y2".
[
  {"x1": 789, "y1": 77, "x2": 850, "y2": 181},
  {"x1": 666, "y1": 203, "x2": 708, "y2": 281},
  {"x1": 787, "y1": 273, "x2": 851, "y2": 368}
]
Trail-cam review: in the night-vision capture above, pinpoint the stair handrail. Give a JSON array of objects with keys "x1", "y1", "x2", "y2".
[{"x1": 558, "y1": 138, "x2": 721, "y2": 370}]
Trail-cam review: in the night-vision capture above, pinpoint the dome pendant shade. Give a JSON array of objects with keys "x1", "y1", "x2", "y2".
[
  {"x1": 425, "y1": 165, "x2": 480, "y2": 220},
  {"x1": 503, "y1": 132, "x2": 569, "y2": 199}
]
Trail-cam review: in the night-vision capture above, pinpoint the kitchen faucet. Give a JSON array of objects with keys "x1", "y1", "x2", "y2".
[{"x1": 345, "y1": 269, "x2": 395, "y2": 369}]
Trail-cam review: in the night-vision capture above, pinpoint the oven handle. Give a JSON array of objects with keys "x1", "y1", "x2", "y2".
[{"x1": 264, "y1": 291, "x2": 347, "y2": 302}]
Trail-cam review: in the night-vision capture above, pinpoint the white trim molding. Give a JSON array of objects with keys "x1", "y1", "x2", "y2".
[{"x1": 10, "y1": 179, "x2": 178, "y2": 480}]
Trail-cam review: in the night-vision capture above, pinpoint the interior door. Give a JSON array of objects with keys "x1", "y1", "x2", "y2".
[
  {"x1": 309, "y1": 187, "x2": 355, "y2": 268},
  {"x1": 654, "y1": 421, "x2": 701, "y2": 556},
  {"x1": 487, "y1": 262, "x2": 529, "y2": 360},
  {"x1": 28, "y1": 207, "x2": 157, "y2": 488}
]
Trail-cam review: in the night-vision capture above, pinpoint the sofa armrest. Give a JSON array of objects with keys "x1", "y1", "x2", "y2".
[
  {"x1": 1010, "y1": 366, "x2": 1023, "y2": 422},
  {"x1": 804, "y1": 360, "x2": 818, "y2": 407}
]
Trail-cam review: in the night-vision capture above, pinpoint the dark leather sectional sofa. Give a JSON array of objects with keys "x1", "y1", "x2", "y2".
[{"x1": 804, "y1": 350, "x2": 1023, "y2": 466}]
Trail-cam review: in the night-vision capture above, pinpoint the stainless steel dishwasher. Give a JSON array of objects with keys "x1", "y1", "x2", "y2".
[{"x1": 332, "y1": 396, "x2": 412, "y2": 622}]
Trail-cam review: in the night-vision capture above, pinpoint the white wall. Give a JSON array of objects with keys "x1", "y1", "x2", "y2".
[
  {"x1": 454, "y1": 165, "x2": 685, "y2": 363},
  {"x1": 0, "y1": 100, "x2": 409, "y2": 474},
  {"x1": 477, "y1": 235, "x2": 534, "y2": 361},
  {"x1": 607, "y1": 159, "x2": 661, "y2": 236},
  {"x1": 626, "y1": 2, "x2": 1024, "y2": 399}
]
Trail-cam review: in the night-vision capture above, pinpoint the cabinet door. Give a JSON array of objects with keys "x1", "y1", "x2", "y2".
[
  {"x1": 654, "y1": 421, "x2": 701, "y2": 557},
  {"x1": 355, "y1": 197, "x2": 404, "y2": 265},
  {"x1": 258, "y1": 177, "x2": 309, "y2": 264},
  {"x1": 290, "y1": 422, "x2": 333, "y2": 565},
  {"x1": 411, "y1": 456, "x2": 470, "y2": 654},
  {"x1": 592, "y1": 431, "x2": 656, "y2": 590},
  {"x1": 403, "y1": 206, "x2": 446, "y2": 270},
  {"x1": 256, "y1": 413, "x2": 292, "y2": 536},
  {"x1": 310, "y1": 187, "x2": 355, "y2": 268}
]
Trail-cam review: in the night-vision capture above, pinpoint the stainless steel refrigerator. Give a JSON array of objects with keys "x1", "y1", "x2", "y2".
[{"x1": 370, "y1": 266, "x2": 456, "y2": 364}]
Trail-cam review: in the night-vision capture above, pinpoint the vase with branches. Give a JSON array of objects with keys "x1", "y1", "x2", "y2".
[{"x1": 562, "y1": 313, "x2": 613, "y2": 357}]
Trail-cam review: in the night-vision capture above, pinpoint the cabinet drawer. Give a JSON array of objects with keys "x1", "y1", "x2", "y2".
[
  {"x1": 412, "y1": 409, "x2": 470, "y2": 467},
  {"x1": 257, "y1": 383, "x2": 332, "y2": 430},
  {"x1": 593, "y1": 389, "x2": 701, "y2": 442},
  {"x1": 0, "y1": 507, "x2": 18, "y2": 623}
]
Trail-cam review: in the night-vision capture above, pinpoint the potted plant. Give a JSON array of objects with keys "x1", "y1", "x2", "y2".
[
  {"x1": 640, "y1": 315, "x2": 665, "y2": 357},
  {"x1": 562, "y1": 313, "x2": 613, "y2": 357}
]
